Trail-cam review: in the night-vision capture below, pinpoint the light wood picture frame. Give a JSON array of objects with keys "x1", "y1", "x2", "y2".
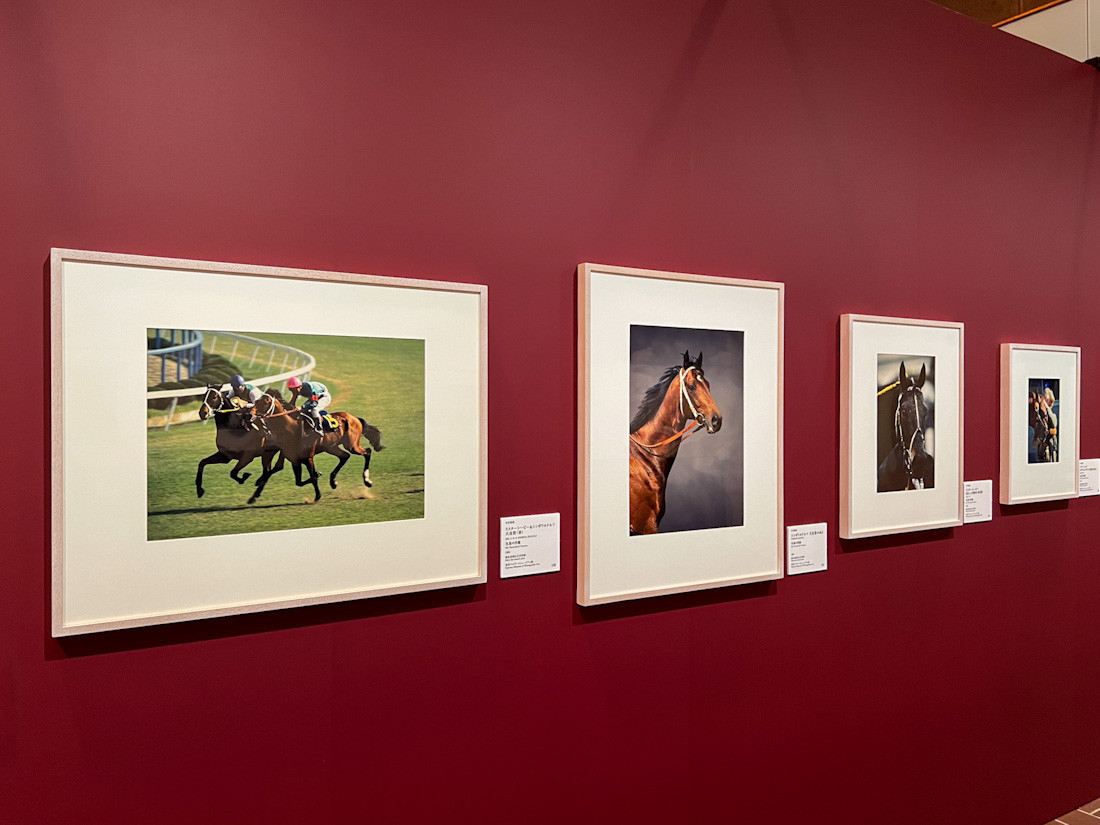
[
  {"x1": 577, "y1": 263, "x2": 784, "y2": 606},
  {"x1": 52, "y1": 249, "x2": 487, "y2": 635},
  {"x1": 840, "y1": 314, "x2": 964, "y2": 539},
  {"x1": 999, "y1": 343, "x2": 1080, "y2": 505}
]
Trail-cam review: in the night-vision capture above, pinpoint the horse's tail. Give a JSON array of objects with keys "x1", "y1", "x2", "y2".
[{"x1": 358, "y1": 418, "x2": 385, "y2": 451}]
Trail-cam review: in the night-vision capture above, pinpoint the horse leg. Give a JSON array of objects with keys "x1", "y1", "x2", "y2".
[
  {"x1": 248, "y1": 452, "x2": 279, "y2": 505},
  {"x1": 196, "y1": 452, "x2": 231, "y2": 498},
  {"x1": 306, "y1": 455, "x2": 321, "y2": 501},
  {"x1": 325, "y1": 447, "x2": 350, "y2": 489},
  {"x1": 362, "y1": 447, "x2": 373, "y2": 488},
  {"x1": 229, "y1": 458, "x2": 253, "y2": 485}
]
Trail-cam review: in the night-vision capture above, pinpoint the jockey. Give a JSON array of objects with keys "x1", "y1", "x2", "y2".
[
  {"x1": 297, "y1": 379, "x2": 332, "y2": 433},
  {"x1": 228, "y1": 374, "x2": 264, "y2": 430}
]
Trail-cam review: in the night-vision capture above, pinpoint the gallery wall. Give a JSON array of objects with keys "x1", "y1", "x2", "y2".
[{"x1": 3, "y1": 1, "x2": 1100, "y2": 822}]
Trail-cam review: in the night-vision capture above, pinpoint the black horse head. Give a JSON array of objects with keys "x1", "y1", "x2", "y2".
[{"x1": 896, "y1": 361, "x2": 931, "y2": 484}]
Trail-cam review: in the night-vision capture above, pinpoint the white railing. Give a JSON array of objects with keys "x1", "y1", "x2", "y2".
[{"x1": 147, "y1": 331, "x2": 316, "y2": 430}]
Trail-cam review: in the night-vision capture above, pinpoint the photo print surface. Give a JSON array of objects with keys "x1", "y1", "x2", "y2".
[
  {"x1": 1027, "y1": 378, "x2": 1060, "y2": 463},
  {"x1": 877, "y1": 354, "x2": 935, "y2": 492},
  {"x1": 147, "y1": 329, "x2": 425, "y2": 541},
  {"x1": 628, "y1": 324, "x2": 744, "y2": 535}
]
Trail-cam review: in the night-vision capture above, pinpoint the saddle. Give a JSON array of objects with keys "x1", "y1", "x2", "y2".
[{"x1": 311, "y1": 411, "x2": 339, "y2": 432}]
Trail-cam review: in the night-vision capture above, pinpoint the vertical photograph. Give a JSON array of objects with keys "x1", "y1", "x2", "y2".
[
  {"x1": 877, "y1": 354, "x2": 935, "y2": 492},
  {"x1": 628, "y1": 325, "x2": 744, "y2": 535},
  {"x1": 146, "y1": 328, "x2": 425, "y2": 541},
  {"x1": 1027, "y1": 378, "x2": 1059, "y2": 463}
]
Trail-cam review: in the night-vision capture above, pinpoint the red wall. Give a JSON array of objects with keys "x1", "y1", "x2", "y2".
[{"x1": 4, "y1": 1, "x2": 1100, "y2": 822}]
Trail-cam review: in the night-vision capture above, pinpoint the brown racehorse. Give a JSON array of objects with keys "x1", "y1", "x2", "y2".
[
  {"x1": 195, "y1": 386, "x2": 281, "y2": 499},
  {"x1": 628, "y1": 351, "x2": 722, "y2": 535},
  {"x1": 251, "y1": 392, "x2": 384, "y2": 503}
]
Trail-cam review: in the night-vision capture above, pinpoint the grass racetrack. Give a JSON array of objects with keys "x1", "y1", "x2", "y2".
[{"x1": 147, "y1": 332, "x2": 424, "y2": 541}]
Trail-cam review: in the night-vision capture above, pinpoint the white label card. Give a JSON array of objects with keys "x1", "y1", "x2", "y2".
[
  {"x1": 1079, "y1": 460, "x2": 1100, "y2": 497},
  {"x1": 963, "y1": 480, "x2": 993, "y2": 523},
  {"x1": 786, "y1": 523, "x2": 827, "y2": 575},
  {"x1": 500, "y1": 513, "x2": 560, "y2": 578}
]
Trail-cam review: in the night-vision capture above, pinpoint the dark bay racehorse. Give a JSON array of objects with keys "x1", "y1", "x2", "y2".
[
  {"x1": 877, "y1": 362, "x2": 934, "y2": 492},
  {"x1": 1029, "y1": 390, "x2": 1058, "y2": 463},
  {"x1": 628, "y1": 351, "x2": 722, "y2": 535},
  {"x1": 195, "y1": 386, "x2": 281, "y2": 499},
  {"x1": 252, "y1": 392, "x2": 384, "y2": 503}
]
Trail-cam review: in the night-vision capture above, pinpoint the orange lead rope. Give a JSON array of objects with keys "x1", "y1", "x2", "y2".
[{"x1": 629, "y1": 420, "x2": 700, "y2": 450}]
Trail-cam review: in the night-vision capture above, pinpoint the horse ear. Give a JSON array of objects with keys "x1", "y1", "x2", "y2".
[
  {"x1": 916, "y1": 363, "x2": 926, "y2": 388},
  {"x1": 696, "y1": 351, "x2": 703, "y2": 371},
  {"x1": 899, "y1": 361, "x2": 908, "y2": 385},
  {"x1": 682, "y1": 350, "x2": 691, "y2": 369}
]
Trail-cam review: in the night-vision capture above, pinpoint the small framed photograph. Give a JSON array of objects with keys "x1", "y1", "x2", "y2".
[
  {"x1": 840, "y1": 314, "x2": 964, "y2": 539},
  {"x1": 52, "y1": 249, "x2": 487, "y2": 635},
  {"x1": 999, "y1": 343, "x2": 1080, "y2": 505},
  {"x1": 577, "y1": 263, "x2": 784, "y2": 606}
]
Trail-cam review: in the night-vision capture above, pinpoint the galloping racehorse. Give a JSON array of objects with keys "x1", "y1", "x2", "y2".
[
  {"x1": 195, "y1": 386, "x2": 281, "y2": 499},
  {"x1": 251, "y1": 392, "x2": 384, "y2": 503},
  {"x1": 877, "y1": 362, "x2": 934, "y2": 491},
  {"x1": 628, "y1": 351, "x2": 722, "y2": 535}
]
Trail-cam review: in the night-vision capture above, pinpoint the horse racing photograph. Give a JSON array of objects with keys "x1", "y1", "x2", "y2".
[
  {"x1": 877, "y1": 354, "x2": 935, "y2": 492},
  {"x1": 1028, "y1": 378, "x2": 1059, "y2": 463},
  {"x1": 146, "y1": 329, "x2": 425, "y2": 541},
  {"x1": 628, "y1": 324, "x2": 744, "y2": 535}
]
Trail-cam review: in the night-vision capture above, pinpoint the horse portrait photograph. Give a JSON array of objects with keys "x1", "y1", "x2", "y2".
[
  {"x1": 629, "y1": 324, "x2": 744, "y2": 535},
  {"x1": 147, "y1": 329, "x2": 425, "y2": 541},
  {"x1": 1027, "y1": 378, "x2": 1059, "y2": 463},
  {"x1": 876, "y1": 354, "x2": 935, "y2": 493}
]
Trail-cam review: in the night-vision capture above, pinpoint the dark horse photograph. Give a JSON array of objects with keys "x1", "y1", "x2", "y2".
[
  {"x1": 1028, "y1": 378, "x2": 1059, "y2": 464},
  {"x1": 628, "y1": 325, "x2": 744, "y2": 535},
  {"x1": 876, "y1": 354, "x2": 935, "y2": 492}
]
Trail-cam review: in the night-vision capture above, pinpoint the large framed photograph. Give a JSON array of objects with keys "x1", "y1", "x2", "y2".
[
  {"x1": 52, "y1": 249, "x2": 487, "y2": 635},
  {"x1": 840, "y1": 314, "x2": 964, "y2": 539},
  {"x1": 999, "y1": 343, "x2": 1080, "y2": 505},
  {"x1": 577, "y1": 263, "x2": 783, "y2": 606}
]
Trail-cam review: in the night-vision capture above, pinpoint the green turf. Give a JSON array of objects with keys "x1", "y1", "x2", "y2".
[{"x1": 147, "y1": 332, "x2": 424, "y2": 541}]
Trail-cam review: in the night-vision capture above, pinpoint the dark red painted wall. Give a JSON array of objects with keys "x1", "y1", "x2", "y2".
[{"x1": 3, "y1": 1, "x2": 1100, "y2": 822}]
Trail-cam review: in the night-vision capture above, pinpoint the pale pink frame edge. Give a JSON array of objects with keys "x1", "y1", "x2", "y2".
[
  {"x1": 998, "y1": 342, "x2": 1081, "y2": 505},
  {"x1": 50, "y1": 247, "x2": 488, "y2": 636},
  {"x1": 576, "y1": 262, "x2": 785, "y2": 606},
  {"x1": 839, "y1": 313, "x2": 965, "y2": 540}
]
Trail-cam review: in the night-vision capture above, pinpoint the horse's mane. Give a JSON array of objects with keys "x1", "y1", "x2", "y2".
[
  {"x1": 265, "y1": 387, "x2": 287, "y2": 404},
  {"x1": 630, "y1": 365, "x2": 680, "y2": 433}
]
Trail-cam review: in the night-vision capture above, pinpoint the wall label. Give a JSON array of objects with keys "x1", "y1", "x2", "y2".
[
  {"x1": 963, "y1": 480, "x2": 993, "y2": 523},
  {"x1": 786, "y1": 523, "x2": 827, "y2": 575},
  {"x1": 501, "y1": 513, "x2": 560, "y2": 578},
  {"x1": 1080, "y1": 460, "x2": 1100, "y2": 496}
]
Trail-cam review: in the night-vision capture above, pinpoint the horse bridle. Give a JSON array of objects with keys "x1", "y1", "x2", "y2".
[
  {"x1": 630, "y1": 366, "x2": 706, "y2": 452},
  {"x1": 201, "y1": 387, "x2": 235, "y2": 415},
  {"x1": 895, "y1": 385, "x2": 925, "y2": 489}
]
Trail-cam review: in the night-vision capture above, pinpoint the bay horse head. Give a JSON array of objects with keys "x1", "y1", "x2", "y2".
[
  {"x1": 895, "y1": 361, "x2": 931, "y2": 485},
  {"x1": 198, "y1": 385, "x2": 227, "y2": 421},
  {"x1": 679, "y1": 350, "x2": 722, "y2": 434}
]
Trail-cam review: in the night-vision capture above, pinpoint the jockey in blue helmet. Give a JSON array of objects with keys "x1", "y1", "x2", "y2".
[{"x1": 228, "y1": 374, "x2": 263, "y2": 430}]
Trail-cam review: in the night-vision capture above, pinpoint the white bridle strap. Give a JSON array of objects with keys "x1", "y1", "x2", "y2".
[{"x1": 679, "y1": 367, "x2": 701, "y2": 421}]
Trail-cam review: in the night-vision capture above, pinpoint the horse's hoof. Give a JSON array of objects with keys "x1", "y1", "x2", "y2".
[
  {"x1": 197, "y1": 488, "x2": 205, "y2": 498},
  {"x1": 247, "y1": 496, "x2": 257, "y2": 505},
  {"x1": 330, "y1": 480, "x2": 338, "y2": 490},
  {"x1": 236, "y1": 473, "x2": 251, "y2": 485},
  {"x1": 364, "y1": 480, "x2": 372, "y2": 488}
]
